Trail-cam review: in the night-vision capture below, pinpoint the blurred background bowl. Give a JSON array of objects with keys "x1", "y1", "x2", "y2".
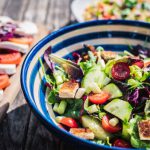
[{"x1": 21, "y1": 20, "x2": 150, "y2": 150}]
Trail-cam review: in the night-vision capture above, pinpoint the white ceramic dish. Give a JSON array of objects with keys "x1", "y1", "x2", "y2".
[{"x1": 71, "y1": 0, "x2": 94, "y2": 22}]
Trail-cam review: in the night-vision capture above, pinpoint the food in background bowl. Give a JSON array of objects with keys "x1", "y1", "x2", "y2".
[
  {"x1": 21, "y1": 20, "x2": 150, "y2": 150},
  {"x1": 83, "y1": 0, "x2": 150, "y2": 22},
  {"x1": 40, "y1": 44, "x2": 150, "y2": 149}
]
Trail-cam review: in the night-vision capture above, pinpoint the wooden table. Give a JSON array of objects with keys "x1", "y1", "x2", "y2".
[{"x1": 0, "y1": 0, "x2": 78, "y2": 149}]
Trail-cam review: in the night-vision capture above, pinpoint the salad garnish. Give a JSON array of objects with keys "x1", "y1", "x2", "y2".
[{"x1": 40, "y1": 44, "x2": 150, "y2": 148}]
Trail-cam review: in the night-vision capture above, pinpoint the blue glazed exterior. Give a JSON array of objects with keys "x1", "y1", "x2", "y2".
[{"x1": 21, "y1": 20, "x2": 150, "y2": 150}]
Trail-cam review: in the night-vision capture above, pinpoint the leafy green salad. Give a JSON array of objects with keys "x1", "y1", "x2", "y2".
[{"x1": 40, "y1": 44, "x2": 150, "y2": 149}]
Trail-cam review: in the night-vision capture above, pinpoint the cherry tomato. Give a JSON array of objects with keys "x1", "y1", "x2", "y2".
[
  {"x1": 0, "y1": 74, "x2": 10, "y2": 89},
  {"x1": 132, "y1": 60, "x2": 144, "y2": 68},
  {"x1": 111, "y1": 62, "x2": 130, "y2": 81},
  {"x1": 113, "y1": 139, "x2": 131, "y2": 148},
  {"x1": 0, "y1": 50, "x2": 22, "y2": 64},
  {"x1": 88, "y1": 92, "x2": 110, "y2": 104},
  {"x1": 102, "y1": 115, "x2": 121, "y2": 133},
  {"x1": 8, "y1": 37, "x2": 34, "y2": 45},
  {"x1": 60, "y1": 117, "x2": 78, "y2": 128}
]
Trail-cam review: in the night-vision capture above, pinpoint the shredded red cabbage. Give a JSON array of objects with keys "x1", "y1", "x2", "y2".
[
  {"x1": 44, "y1": 46, "x2": 54, "y2": 72},
  {"x1": 72, "y1": 52, "x2": 82, "y2": 64},
  {"x1": 127, "y1": 88, "x2": 149, "y2": 107},
  {"x1": 0, "y1": 22, "x2": 26, "y2": 41},
  {"x1": 130, "y1": 45, "x2": 150, "y2": 58}
]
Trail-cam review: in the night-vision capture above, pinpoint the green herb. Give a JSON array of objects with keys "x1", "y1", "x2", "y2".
[
  {"x1": 127, "y1": 79, "x2": 143, "y2": 89},
  {"x1": 64, "y1": 99, "x2": 83, "y2": 119},
  {"x1": 79, "y1": 61, "x2": 93, "y2": 73},
  {"x1": 47, "y1": 89, "x2": 58, "y2": 104},
  {"x1": 129, "y1": 65, "x2": 143, "y2": 81}
]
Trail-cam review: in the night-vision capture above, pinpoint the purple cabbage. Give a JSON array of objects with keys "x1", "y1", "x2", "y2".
[
  {"x1": 0, "y1": 22, "x2": 18, "y2": 41},
  {"x1": 127, "y1": 88, "x2": 150, "y2": 108},
  {"x1": 130, "y1": 44, "x2": 150, "y2": 58},
  {"x1": 42, "y1": 46, "x2": 55, "y2": 89},
  {"x1": 72, "y1": 52, "x2": 82, "y2": 64},
  {"x1": 43, "y1": 46, "x2": 54, "y2": 72}
]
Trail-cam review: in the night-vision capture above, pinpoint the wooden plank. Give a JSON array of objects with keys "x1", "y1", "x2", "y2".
[
  {"x1": 2, "y1": 0, "x2": 24, "y2": 20},
  {"x1": 0, "y1": 0, "x2": 7, "y2": 15},
  {"x1": 18, "y1": 0, "x2": 30, "y2": 21},
  {"x1": 23, "y1": 0, "x2": 38, "y2": 22},
  {"x1": 24, "y1": 113, "x2": 56, "y2": 150},
  {"x1": 35, "y1": 0, "x2": 49, "y2": 24},
  {"x1": 45, "y1": 0, "x2": 71, "y2": 30},
  {"x1": 0, "y1": 90, "x2": 31, "y2": 150}
]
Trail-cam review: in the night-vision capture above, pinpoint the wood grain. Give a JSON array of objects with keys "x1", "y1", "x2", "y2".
[
  {"x1": 2, "y1": 0, "x2": 24, "y2": 20},
  {"x1": 0, "y1": 0, "x2": 6, "y2": 15}
]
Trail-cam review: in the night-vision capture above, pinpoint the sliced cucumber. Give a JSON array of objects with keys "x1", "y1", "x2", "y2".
[
  {"x1": 81, "y1": 115, "x2": 111, "y2": 140},
  {"x1": 81, "y1": 65, "x2": 107, "y2": 94},
  {"x1": 102, "y1": 83, "x2": 122, "y2": 99},
  {"x1": 104, "y1": 99, "x2": 133, "y2": 122},
  {"x1": 87, "y1": 104, "x2": 99, "y2": 114}
]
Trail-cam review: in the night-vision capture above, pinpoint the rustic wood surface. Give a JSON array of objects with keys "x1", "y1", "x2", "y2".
[{"x1": 0, "y1": 0, "x2": 78, "y2": 150}]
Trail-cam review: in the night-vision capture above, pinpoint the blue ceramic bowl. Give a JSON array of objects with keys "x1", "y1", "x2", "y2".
[{"x1": 21, "y1": 20, "x2": 150, "y2": 150}]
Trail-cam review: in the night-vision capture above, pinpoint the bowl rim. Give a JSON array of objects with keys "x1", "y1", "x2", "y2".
[{"x1": 21, "y1": 20, "x2": 149, "y2": 150}]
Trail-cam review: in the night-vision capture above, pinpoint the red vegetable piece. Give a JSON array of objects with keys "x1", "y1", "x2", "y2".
[
  {"x1": 132, "y1": 60, "x2": 144, "y2": 68},
  {"x1": 0, "y1": 50, "x2": 22, "y2": 64},
  {"x1": 113, "y1": 139, "x2": 131, "y2": 148},
  {"x1": 111, "y1": 62, "x2": 130, "y2": 81},
  {"x1": 60, "y1": 117, "x2": 78, "y2": 128},
  {"x1": 102, "y1": 115, "x2": 121, "y2": 133},
  {"x1": 88, "y1": 92, "x2": 110, "y2": 104}
]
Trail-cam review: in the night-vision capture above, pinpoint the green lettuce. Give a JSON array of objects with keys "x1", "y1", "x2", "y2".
[
  {"x1": 64, "y1": 99, "x2": 83, "y2": 119},
  {"x1": 128, "y1": 116, "x2": 150, "y2": 148}
]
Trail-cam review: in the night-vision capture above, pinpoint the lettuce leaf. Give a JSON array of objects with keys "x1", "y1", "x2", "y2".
[
  {"x1": 128, "y1": 116, "x2": 150, "y2": 148},
  {"x1": 64, "y1": 99, "x2": 83, "y2": 119}
]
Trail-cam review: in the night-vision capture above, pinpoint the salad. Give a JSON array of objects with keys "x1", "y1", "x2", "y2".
[
  {"x1": 40, "y1": 44, "x2": 150, "y2": 149},
  {"x1": 83, "y1": 0, "x2": 150, "y2": 22}
]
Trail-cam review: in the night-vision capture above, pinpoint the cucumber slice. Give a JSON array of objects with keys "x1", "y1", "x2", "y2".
[
  {"x1": 81, "y1": 65, "x2": 107, "y2": 94},
  {"x1": 104, "y1": 99, "x2": 133, "y2": 122},
  {"x1": 102, "y1": 83, "x2": 122, "y2": 99},
  {"x1": 81, "y1": 115, "x2": 111, "y2": 140}
]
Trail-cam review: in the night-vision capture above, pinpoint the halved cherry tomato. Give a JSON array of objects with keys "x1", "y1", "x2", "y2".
[
  {"x1": 8, "y1": 37, "x2": 34, "y2": 45},
  {"x1": 113, "y1": 139, "x2": 131, "y2": 148},
  {"x1": 0, "y1": 50, "x2": 22, "y2": 64},
  {"x1": 0, "y1": 74, "x2": 10, "y2": 89},
  {"x1": 60, "y1": 117, "x2": 78, "y2": 128},
  {"x1": 88, "y1": 92, "x2": 110, "y2": 104},
  {"x1": 111, "y1": 62, "x2": 130, "y2": 81},
  {"x1": 102, "y1": 115, "x2": 121, "y2": 133},
  {"x1": 132, "y1": 60, "x2": 144, "y2": 68}
]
